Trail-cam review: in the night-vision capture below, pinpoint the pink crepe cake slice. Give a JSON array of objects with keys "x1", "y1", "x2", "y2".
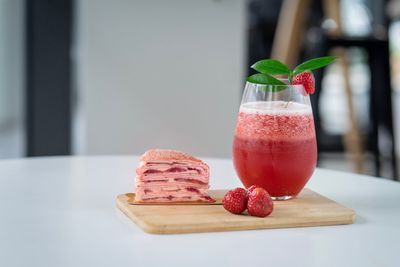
[{"x1": 134, "y1": 149, "x2": 215, "y2": 203}]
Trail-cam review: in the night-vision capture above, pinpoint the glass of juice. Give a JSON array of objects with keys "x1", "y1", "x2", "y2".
[{"x1": 232, "y1": 81, "x2": 317, "y2": 200}]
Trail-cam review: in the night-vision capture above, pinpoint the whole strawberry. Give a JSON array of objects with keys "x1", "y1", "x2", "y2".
[
  {"x1": 247, "y1": 187, "x2": 273, "y2": 217},
  {"x1": 222, "y1": 188, "x2": 248, "y2": 214},
  {"x1": 291, "y1": 71, "x2": 315, "y2": 95}
]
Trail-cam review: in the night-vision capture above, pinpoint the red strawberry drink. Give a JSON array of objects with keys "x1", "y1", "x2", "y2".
[
  {"x1": 233, "y1": 83, "x2": 317, "y2": 200},
  {"x1": 237, "y1": 56, "x2": 335, "y2": 200}
]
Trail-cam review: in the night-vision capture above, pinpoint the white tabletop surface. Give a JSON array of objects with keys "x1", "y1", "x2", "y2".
[{"x1": 0, "y1": 156, "x2": 399, "y2": 267}]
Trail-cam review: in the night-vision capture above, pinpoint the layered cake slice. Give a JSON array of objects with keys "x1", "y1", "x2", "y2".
[{"x1": 134, "y1": 149, "x2": 215, "y2": 203}]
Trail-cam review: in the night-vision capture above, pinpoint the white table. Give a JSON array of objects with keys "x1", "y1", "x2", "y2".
[{"x1": 0, "y1": 156, "x2": 399, "y2": 267}]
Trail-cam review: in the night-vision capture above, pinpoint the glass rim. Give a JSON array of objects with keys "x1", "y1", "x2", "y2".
[{"x1": 245, "y1": 81, "x2": 305, "y2": 90}]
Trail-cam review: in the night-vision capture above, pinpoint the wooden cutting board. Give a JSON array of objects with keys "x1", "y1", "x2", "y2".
[{"x1": 116, "y1": 189, "x2": 355, "y2": 234}]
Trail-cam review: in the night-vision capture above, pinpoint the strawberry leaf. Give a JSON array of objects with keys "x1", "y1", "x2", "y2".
[
  {"x1": 251, "y1": 59, "x2": 291, "y2": 75},
  {"x1": 246, "y1": 73, "x2": 286, "y2": 85},
  {"x1": 293, "y1": 56, "x2": 336, "y2": 75}
]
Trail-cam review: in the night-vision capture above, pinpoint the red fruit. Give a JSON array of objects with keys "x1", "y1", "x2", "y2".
[
  {"x1": 247, "y1": 188, "x2": 273, "y2": 217},
  {"x1": 291, "y1": 71, "x2": 315, "y2": 95},
  {"x1": 222, "y1": 188, "x2": 248, "y2": 214}
]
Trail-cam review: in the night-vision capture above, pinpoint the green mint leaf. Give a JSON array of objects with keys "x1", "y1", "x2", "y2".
[
  {"x1": 246, "y1": 73, "x2": 286, "y2": 86},
  {"x1": 293, "y1": 56, "x2": 336, "y2": 75},
  {"x1": 251, "y1": 59, "x2": 291, "y2": 75}
]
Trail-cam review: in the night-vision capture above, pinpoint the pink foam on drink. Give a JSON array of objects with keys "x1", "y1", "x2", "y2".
[{"x1": 235, "y1": 101, "x2": 315, "y2": 141}]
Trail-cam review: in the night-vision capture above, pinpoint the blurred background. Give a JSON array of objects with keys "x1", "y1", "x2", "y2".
[{"x1": 1, "y1": 0, "x2": 400, "y2": 180}]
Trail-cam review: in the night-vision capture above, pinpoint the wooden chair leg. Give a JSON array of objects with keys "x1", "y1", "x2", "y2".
[
  {"x1": 336, "y1": 48, "x2": 364, "y2": 174},
  {"x1": 271, "y1": 0, "x2": 311, "y2": 67},
  {"x1": 322, "y1": 0, "x2": 364, "y2": 173}
]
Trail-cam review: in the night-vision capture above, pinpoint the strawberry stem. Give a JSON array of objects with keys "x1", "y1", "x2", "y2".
[{"x1": 288, "y1": 71, "x2": 293, "y2": 84}]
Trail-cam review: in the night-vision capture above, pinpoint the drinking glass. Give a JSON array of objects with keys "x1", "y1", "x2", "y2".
[{"x1": 232, "y1": 81, "x2": 317, "y2": 200}]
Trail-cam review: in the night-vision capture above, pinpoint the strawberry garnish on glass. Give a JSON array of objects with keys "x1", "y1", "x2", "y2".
[
  {"x1": 247, "y1": 56, "x2": 336, "y2": 95},
  {"x1": 292, "y1": 71, "x2": 315, "y2": 95}
]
